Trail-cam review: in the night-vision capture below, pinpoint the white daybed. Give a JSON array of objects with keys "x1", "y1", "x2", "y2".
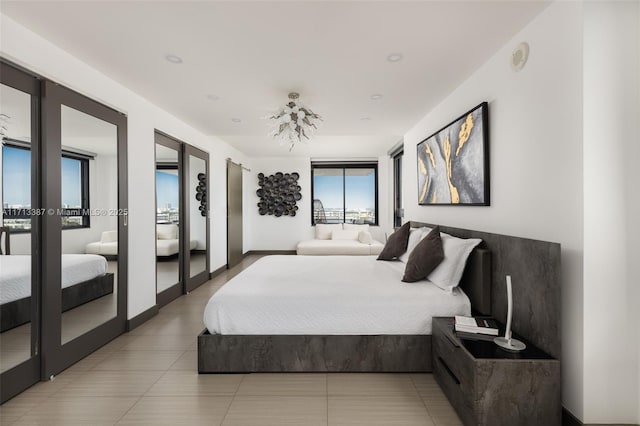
[
  {"x1": 85, "y1": 224, "x2": 197, "y2": 257},
  {"x1": 296, "y1": 223, "x2": 386, "y2": 255}
]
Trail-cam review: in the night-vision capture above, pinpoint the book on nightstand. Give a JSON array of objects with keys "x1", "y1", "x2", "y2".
[{"x1": 454, "y1": 315, "x2": 499, "y2": 336}]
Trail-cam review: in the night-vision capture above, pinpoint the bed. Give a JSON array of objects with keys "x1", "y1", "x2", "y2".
[
  {"x1": 0, "y1": 254, "x2": 114, "y2": 332},
  {"x1": 198, "y1": 228, "x2": 492, "y2": 373}
]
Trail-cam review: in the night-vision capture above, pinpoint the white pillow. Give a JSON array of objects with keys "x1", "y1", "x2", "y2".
[
  {"x1": 399, "y1": 227, "x2": 432, "y2": 263},
  {"x1": 315, "y1": 224, "x2": 343, "y2": 240},
  {"x1": 427, "y1": 234, "x2": 482, "y2": 292},
  {"x1": 331, "y1": 230, "x2": 359, "y2": 240},
  {"x1": 157, "y1": 224, "x2": 177, "y2": 240},
  {"x1": 343, "y1": 224, "x2": 370, "y2": 233},
  {"x1": 357, "y1": 230, "x2": 373, "y2": 244}
]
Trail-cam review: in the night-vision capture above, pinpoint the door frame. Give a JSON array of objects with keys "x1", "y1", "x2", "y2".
[
  {"x1": 154, "y1": 131, "x2": 184, "y2": 307},
  {"x1": 226, "y1": 159, "x2": 243, "y2": 269},
  {"x1": 40, "y1": 80, "x2": 128, "y2": 378},
  {"x1": 0, "y1": 61, "x2": 42, "y2": 403},
  {"x1": 184, "y1": 144, "x2": 210, "y2": 292}
]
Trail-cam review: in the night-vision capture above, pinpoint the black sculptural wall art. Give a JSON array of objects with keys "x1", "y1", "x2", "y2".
[
  {"x1": 256, "y1": 172, "x2": 301, "y2": 217},
  {"x1": 196, "y1": 172, "x2": 207, "y2": 216}
]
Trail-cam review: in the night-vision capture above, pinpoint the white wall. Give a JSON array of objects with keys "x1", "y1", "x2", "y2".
[
  {"x1": 403, "y1": 1, "x2": 586, "y2": 419},
  {"x1": 246, "y1": 157, "x2": 314, "y2": 250},
  {"x1": 245, "y1": 155, "x2": 392, "y2": 251},
  {"x1": 1, "y1": 13, "x2": 247, "y2": 319},
  {"x1": 403, "y1": 2, "x2": 640, "y2": 422},
  {"x1": 583, "y1": 1, "x2": 639, "y2": 423}
]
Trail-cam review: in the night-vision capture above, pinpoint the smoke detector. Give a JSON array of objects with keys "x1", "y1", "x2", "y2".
[{"x1": 511, "y1": 42, "x2": 530, "y2": 72}]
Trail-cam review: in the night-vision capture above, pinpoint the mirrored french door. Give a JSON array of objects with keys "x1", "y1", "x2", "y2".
[
  {"x1": 0, "y1": 62, "x2": 41, "y2": 402},
  {"x1": 155, "y1": 132, "x2": 183, "y2": 306},
  {"x1": 40, "y1": 81, "x2": 127, "y2": 378},
  {"x1": 154, "y1": 134, "x2": 209, "y2": 304},
  {"x1": 0, "y1": 63, "x2": 128, "y2": 402},
  {"x1": 184, "y1": 145, "x2": 209, "y2": 292}
]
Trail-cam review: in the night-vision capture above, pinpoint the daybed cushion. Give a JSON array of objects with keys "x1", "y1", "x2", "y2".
[
  {"x1": 331, "y1": 230, "x2": 359, "y2": 240},
  {"x1": 315, "y1": 224, "x2": 343, "y2": 240},
  {"x1": 297, "y1": 239, "x2": 384, "y2": 256}
]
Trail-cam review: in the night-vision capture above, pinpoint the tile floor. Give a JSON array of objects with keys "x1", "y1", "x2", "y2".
[{"x1": 0, "y1": 255, "x2": 463, "y2": 425}]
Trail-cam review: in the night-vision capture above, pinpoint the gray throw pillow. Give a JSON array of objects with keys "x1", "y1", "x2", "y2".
[
  {"x1": 402, "y1": 226, "x2": 444, "y2": 282},
  {"x1": 377, "y1": 222, "x2": 411, "y2": 260}
]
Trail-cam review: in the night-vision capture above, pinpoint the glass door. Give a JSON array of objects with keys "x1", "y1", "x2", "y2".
[
  {"x1": 184, "y1": 145, "x2": 209, "y2": 292},
  {"x1": 155, "y1": 132, "x2": 183, "y2": 306},
  {"x1": 41, "y1": 81, "x2": 127, "y2": 377},
  {"x1": 0, "y1": 63, "x2": 41, "y2": 403}
]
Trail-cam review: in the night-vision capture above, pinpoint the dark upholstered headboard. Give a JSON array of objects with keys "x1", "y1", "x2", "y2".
[
  {"x1": 410, "y1": 221, "x2": 561, "y2": 360},
  {"x1": 459, "y1": 248, "x2": 492, "y2": 317}
]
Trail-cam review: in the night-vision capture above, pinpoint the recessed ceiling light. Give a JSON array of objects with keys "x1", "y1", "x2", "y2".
[
  {"x1": 165, "y1": 54, "x2": 183, "y2": 64},
  {"x1": 386, "y1": 53, "x2": 403, "y2": 63},
  {"x1": 231, "y1": 118, "x2": 242, "y2": 123},
  {"x1": 206, "y1": 94, "x2": 220, "y2": 101},
  {"x1": 370, "y1": 94, "x2": 383, "y2": 100}
]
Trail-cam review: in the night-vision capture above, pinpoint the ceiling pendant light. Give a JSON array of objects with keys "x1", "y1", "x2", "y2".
[{"x1": 268, "y1": 92, "x2": 322, "y2": 152}]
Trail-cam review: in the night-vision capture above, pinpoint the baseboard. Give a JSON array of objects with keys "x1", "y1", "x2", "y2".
[
  {"x1": 126, "y1": 304, "x2": 159, "y2": 331},
  {"x1": 562, "y1": 408, "x2": 638, "y2": 426},
  {"x1": 243, "y1": 250, "x2": 296, "y2": 256},
  {"x1": 209, "y1": 264, "x2": 226, "y2": 280}
]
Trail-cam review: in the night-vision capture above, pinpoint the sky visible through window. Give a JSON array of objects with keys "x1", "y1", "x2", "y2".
[
  {"x1": 313, "y1": 172, "x2": 375, "y2": 210},
  {"x1": 156, "y1": 171, "x2": 179, "y2": 209},
  {"x1": 2, "y1": 146, "x2": 82, "y2": 208}
]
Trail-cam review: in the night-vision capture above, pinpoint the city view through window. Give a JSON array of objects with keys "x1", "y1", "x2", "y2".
[
  {"x1": 156, "y1": 170, "x2": 179, "y2": 223},
  {"x1": 312, "y1": 166, "x2": 377, "y2": 224}
]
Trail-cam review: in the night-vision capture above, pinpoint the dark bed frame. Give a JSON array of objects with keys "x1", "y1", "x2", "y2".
[
  {"x1": 198, "y1": 222, "x2": 561, "y2": 373},
  {"x1": 0, "y1": 272, "x2": 114, "y2": 332}
]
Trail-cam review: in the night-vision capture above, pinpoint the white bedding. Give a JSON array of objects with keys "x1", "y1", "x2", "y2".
[
  {"x1": 203, "y1": 255, "x2": 471, "y2": 335},
  {"x1": 0, "y1": 254, "x2": 108, "y2": 305}
]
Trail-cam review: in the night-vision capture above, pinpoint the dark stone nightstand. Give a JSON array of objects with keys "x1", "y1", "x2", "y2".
[{"x1": 432, "y1": 317, "x2": 561, "y2": 426}]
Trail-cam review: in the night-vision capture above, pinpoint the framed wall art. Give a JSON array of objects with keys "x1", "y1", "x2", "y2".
[{"x1": 417, "y1": 102, "x2": 489, "y2": 206}]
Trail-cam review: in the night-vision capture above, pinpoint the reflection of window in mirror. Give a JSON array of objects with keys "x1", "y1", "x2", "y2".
[{"x1": 2, "y1": 144, "x2": 90, "y2": 231}]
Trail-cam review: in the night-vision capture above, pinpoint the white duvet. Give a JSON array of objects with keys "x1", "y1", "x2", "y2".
[
  {"x1": 0, "y1": 254, "x2": 108, "y2": 305},
  {"x1": 204, "y1": 255, "x2": 471, "y2": 335}
]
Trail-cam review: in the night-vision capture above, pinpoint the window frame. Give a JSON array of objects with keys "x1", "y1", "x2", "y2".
[
  {"x1": 310, "y1": 162, "x2": 379, "y2": 226},
  {"x1": 2, "y1": 142, "x2": 90, "y2": 231},
  {"x1": 392, "y1": 150, "x2": 404, "y2": 228}
]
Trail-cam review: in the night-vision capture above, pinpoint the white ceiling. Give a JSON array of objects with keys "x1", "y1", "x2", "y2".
[{"x1": 1, "y1": 1, "x2": 549, "y2": 158}]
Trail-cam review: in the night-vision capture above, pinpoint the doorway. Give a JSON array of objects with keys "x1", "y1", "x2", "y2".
[{"x1": 226, "y1": 160, "x2": 243, "y2": 268}]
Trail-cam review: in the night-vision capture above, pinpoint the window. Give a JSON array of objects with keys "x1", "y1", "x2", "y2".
[
  {"x1": 2, "y1": 144, "x2": 90, "y2": 230},
  {"x1": 311, "y1": 163, "x2": 378, "y2": 225},
  {"x1": 392, "y1": 150, "x2": 403, "y2": 227}
]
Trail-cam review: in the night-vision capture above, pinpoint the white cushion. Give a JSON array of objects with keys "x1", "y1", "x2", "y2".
[
  {"x1": 343, "y1": 224, "x2": 370, "y2": 232},
  {"x1": 331, "y1": 230, "x2": 359, "y2": 240},
  {"x1": 428, "y1": 234, "x2": 482, "y2": 292},
  {"x1": 399, "y1": 227, "x2": 431, "y2": 263},
  {"x1": 157, "y1": 224, "x2": 178, "y2": 240},
  {"x1": 368, "y1": 226, "x2": 386, "y2": 243},
  {"x1": 100, "y1": 230, "x2": 118, "y2": 243},
  {"x1": 156, "y1": 239, "x2": 180, "y2": 256},
  {"x1": 315, "y1": 224, "x2": 342, "y2": 240},
  {"x1": 358, "y1": 230, "x2": 373, "y2": 244},
  {"x1": 85, "y1": 242, "x2": 102, "y2": 255}
]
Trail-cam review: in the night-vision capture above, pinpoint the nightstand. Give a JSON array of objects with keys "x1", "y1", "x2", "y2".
[{"x1": 432, "y1": 317, "x2": 561, "y2": 426}]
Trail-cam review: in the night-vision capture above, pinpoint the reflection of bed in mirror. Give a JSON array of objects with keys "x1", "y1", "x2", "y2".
[{"x1": 0, "y1": 254, "x2": 114, "y2": 332}]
